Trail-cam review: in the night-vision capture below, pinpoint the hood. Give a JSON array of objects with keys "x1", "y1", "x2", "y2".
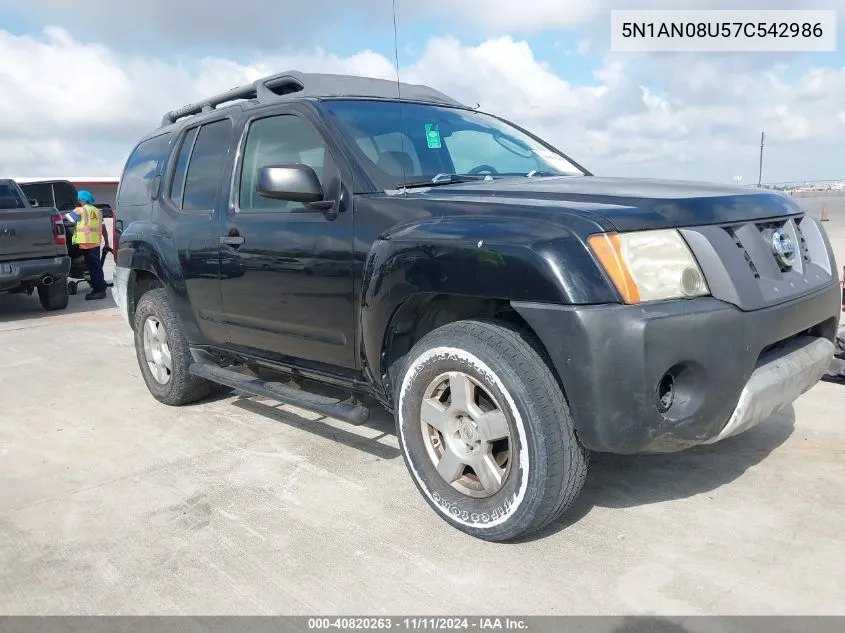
[{"x1": 409, "y1": 176, "x2": 805, "y2": 232}]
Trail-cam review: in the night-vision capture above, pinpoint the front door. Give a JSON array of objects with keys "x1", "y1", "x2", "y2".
[{"x1": 219, "y1": 110, "x2": 356, "y2": 370}]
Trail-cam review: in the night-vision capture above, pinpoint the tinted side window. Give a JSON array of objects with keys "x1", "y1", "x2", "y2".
[
  {"x1": 19, "y1": 183, "x2": 52, "y2": 207},
  {"x1": 182, "y1": 119, "x2": 233, "y2": 212},
  {"x1": 238, "y1": 114, "x2": 329, "y2": 213},
  {"x1": 168, "y1": 126, "x2": 198, "y2": 207},
  {"x1": 118, "y1": 133, "x2": 172, "y2": 207},
  {"x1": 0, "y1": 182, "x2": 26, "y2": 208}
]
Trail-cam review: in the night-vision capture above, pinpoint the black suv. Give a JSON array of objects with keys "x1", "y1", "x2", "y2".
[{"x1": 112, "y1": 71, "x2": 841, "y2": 541}]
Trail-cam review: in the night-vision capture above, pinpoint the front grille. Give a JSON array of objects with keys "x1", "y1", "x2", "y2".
[
  {"x1": 793, "y1": 217, "x2": 813, "y2": 265},
  {"x1": 755, "y1": 219, "x2": 791, "y2": 273},
  {"x1": 683, "y1": 211, "x2": 834, "y2": 312},
  {"x1": 723, "y1": 226, "x2": 760, "y2": 279},
  {"x1": 721, "y1": 213, "x2": 810, "y2": 279}
]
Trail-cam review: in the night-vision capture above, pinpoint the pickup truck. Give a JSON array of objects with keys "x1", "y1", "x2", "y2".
[
  {"x1": 0, "y1": 179, "x2": 70, "y2": 311},
  {"x1": 111, "y1": 71, "x2": 841, "y2": 541}
]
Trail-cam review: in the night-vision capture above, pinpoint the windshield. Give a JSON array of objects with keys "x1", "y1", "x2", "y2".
[{"x1": 320, "y1": 99, "x2": 586, "y2": 188}]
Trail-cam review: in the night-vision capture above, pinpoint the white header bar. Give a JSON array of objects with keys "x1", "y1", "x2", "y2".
[{"x1": 611, "y1": 10, "x2": 837, "y2": 52}]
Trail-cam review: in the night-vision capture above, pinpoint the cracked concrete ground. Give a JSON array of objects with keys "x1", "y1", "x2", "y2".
[{"x1": 0, "y1": 210, "x2": 843, "y2": 615}]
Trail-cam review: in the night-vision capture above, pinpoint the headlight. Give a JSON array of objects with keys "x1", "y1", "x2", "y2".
[{"x1": 588, "y1": 229, "x2": 709, "y2": 304}]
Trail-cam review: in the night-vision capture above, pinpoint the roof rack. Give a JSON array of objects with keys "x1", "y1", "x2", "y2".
[{"x1": 160, "y1": 70, "x2": 466, "y2": 127}]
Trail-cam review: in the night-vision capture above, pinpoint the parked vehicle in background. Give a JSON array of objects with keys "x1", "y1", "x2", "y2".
[
  {"x1": 95, "y1": 203, "x2": 114, "y2": 219},
  {"x1": 111, "y1": 71, "x2": 841, "y2": 541},
  {"x1": 18, "y1": 180, "x2": 79, "y2": 214},
  {"x1": 0, "y1": 178, "x2": 70, "y2": 310},
  {"x1": 18, "y1": 181, "x2": 114, "y2": 218}
]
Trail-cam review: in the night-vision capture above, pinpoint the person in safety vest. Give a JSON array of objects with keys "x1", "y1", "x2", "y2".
[{"x1": 66, "y1": 190, "x2": 108, "y2": 300}]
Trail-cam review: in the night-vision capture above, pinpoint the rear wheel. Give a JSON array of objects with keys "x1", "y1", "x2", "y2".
[
  {"x1": 394, "y1": 319, "x2": 588, "y2": 542},
  {"x1": 37, "y1": 278, "x2": 69, "y2": 311},
  {"x1": 133, "y1": 288, "x2": 216, "y2": 405}
]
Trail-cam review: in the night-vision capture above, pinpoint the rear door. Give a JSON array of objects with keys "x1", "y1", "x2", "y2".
[
  {"x1": 155, "y1": 116, "x2": 237, "y2": 345},
  {"x1": 0, "y1": 182, "x2": 58, "y2": 262}
]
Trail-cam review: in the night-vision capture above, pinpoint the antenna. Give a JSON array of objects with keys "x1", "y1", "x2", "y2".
[
  {"x1": 392, "y1": 0, "x2": 408, "y2": 191},
  {"x1": 391, "y1": 0, "x2": 402, "y2": 97}
]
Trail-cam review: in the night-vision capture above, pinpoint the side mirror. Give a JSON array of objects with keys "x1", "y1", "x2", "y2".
[{"x1": 256, "y1": 164, "x2": 324, "y2": 203}]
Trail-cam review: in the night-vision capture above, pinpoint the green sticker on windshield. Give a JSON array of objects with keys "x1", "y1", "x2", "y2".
[{"x1": 424, "y1": 123, "x2": 442, "y2": 149}]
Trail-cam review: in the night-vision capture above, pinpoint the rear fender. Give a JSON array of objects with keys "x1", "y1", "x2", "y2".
[{"x1": 115, "y1": 222, "x2": 197, "y2": 337}]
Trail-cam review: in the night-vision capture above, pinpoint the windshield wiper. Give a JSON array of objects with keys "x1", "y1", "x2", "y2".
[{"x1": 401, "y1": 173, "x2": 491, "y2": 188}]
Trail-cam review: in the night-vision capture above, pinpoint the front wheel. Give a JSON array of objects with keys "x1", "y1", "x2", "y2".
[{"x1": 394, "y1": 319, "x2": 588, "y2": 541}]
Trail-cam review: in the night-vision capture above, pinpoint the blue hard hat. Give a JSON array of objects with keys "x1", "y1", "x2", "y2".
[{"x1": 77, "y1": 190, "x2": 95, "y2": 204}]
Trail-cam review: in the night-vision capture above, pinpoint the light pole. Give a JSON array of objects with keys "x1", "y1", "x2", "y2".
[{"x1": 758, "y1": 132, "x2": 765, "y2": 187}]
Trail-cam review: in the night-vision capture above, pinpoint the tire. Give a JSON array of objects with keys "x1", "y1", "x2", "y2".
[
  {"x1": 67, "y1": 281, "x2": 78, "y2": 296},
  {"x1": 395, "y1": 319, "x2": 588, "y2": 542},
  {"x1": 37, "y1": 279, "x2": 69, "y2": 311},
  {"x1": 133, "y1": 288, "x2": 216, "y2": 406}
]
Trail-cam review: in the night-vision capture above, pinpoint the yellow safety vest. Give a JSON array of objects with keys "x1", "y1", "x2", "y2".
[{"x1": 72, "y1": 203, "x2": 102, "y2": 249}]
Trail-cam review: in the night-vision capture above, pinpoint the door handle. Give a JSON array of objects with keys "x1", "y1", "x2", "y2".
[{"x1": 220, "y1": 236, "x2": 245, "y2": 246}]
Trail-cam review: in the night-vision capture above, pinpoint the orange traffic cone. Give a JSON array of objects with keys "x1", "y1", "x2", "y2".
[{"x1": 820, "y1": 204, "x2": 829, "y2": 221}]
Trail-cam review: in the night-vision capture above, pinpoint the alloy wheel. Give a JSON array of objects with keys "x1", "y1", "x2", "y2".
[
  {"x1": 419, "y1": 371, "x2": 513, "y2": 498},
  {"x1": 142, "y1": 315, "x2": 172, "y2": 385}
]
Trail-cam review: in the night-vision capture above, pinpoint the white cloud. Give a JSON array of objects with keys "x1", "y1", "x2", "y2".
[
  {"x1": 0, "y1": 137, "x2": 125, "y2": 177},
  {"x1": 400, "y1": 36, "x2": 608, "y2": 124},
  {"x1": 412, "y1": 0, "x2": 598, "y2": 32},
  {"x1": 0, "y1": 26, "x2": 843, "y2": 184},
  {"x1": 0, "y1": 26, "x2": 397, "y2": 174},
  {"x1": 11, "y1": 0, "x2": 839, "y2": 46},
  {"x1": 402, "y1": 36, "x2": 845, "y2": 181}
]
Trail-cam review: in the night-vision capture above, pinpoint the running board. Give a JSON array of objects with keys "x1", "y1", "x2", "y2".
[{"x1": 189, "y1": 363, "x2": 370, "y2": 426}]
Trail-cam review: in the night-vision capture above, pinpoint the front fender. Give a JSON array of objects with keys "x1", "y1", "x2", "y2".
[{"x1": 360, "y1": 215, "x2": 616, "y2": 387}]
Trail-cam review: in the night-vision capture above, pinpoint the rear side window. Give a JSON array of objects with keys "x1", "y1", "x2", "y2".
[
  {"x1": 168, "y1": 127, "x2": 198, "y2": 207},
  {"x1": 0, "y1": 182, "x2": 26, "y2": 208},
  {"x1": 18, "y1": 183, "x2": 52, "y2": 207},
  {"x1": 117, "y1": 133, "x2": 172, "y2": 207},
  {"x1": 181, "y1": 119, "x2": 233, "y2": 212}
]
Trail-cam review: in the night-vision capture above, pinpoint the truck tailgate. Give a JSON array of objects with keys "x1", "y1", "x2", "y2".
[{"x1": 0, "y1": 208, "x2": 59, "y2": 261}]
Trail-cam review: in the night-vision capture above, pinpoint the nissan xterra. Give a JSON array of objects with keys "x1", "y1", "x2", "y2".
[{"x1": 111, "y1": 72, "x2": 841, "y2": 541}]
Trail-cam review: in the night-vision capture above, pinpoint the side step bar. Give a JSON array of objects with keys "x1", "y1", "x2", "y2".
[{"x1": 189, "y1": 363, "x2": 370, "y2": 426}]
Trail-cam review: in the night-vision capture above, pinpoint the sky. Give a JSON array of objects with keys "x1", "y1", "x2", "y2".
[{"x1": 0, "y1": 0, "x2": 842, "y2": 185}]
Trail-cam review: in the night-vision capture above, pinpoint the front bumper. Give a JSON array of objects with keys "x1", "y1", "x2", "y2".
[
  {"x1": 0, "y1": 255, "x2": 70, "y2": 290},
  {"x1": 701, "y1": 335, "x2": 833, "y2": 444},
  {"x1": 512, "y1": 281, "x2": 841, "y2": 454}
]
